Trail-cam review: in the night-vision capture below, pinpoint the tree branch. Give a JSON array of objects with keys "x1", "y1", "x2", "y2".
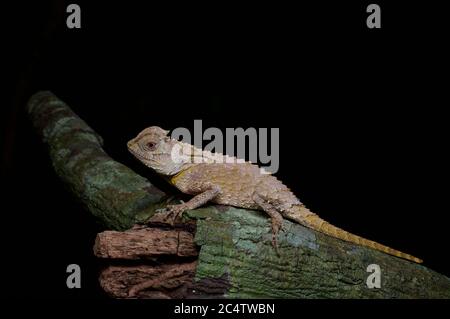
[
  {"x1": 27, "y1": 91, "x2": 165, "y2": 230},
  {"x1": 28, "y1": 91, "x2": 450, "y2": 298}
]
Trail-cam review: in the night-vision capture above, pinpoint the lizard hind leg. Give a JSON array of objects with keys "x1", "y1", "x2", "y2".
[{"x1": 253, "y1": 194, "x2": 285, "y2": 255}]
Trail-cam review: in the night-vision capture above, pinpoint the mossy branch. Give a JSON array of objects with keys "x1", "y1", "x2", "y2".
[
  {"x1": 28, "y1": 91, "x2": 450, "y2": 298},
  {"x1": 27, "y1": 91, "x2": 165, "y2": 230}
]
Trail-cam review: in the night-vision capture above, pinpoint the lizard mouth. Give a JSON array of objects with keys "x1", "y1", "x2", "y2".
[
  {"x1": 129, "y1": 149, "x2": 167, "y2": 162},
  {"x1": 129, "y1": 149, "x2": 150, "y2": 162}
]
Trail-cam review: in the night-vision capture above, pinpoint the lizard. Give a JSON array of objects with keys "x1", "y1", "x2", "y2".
[{"x1": 127, "y1": 126, "x2": 423, "y2": 264}]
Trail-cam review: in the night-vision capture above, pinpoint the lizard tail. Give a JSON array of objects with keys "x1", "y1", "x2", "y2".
[{"x1": 285, "y1": 205, "x2": 423, "y2": 263}]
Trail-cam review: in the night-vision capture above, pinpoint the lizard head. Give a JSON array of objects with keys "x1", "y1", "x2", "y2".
[{"x1": 127, "y1": 126, "x2": 188, "y2": 175}]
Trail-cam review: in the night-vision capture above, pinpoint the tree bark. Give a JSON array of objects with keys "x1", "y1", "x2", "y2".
[
  {"x1": 28, "y1": 91, "x2": 450, "y2": 299},
  {"x1": 27, "y1": 91, "x2": 165, "y2": 230}
]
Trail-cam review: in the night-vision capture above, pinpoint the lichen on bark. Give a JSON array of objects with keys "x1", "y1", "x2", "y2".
[
  {"x1": 27, "y1": 91, "x2": 165, "y2": 230},
  {"x1": 188, "y1": 207, "x2": 450, "y2": 298}
]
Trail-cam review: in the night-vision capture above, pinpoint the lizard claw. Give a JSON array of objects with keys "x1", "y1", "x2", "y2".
[
  {"x1": 270, "y1": 217, "x2": 283, "y2": 257},
  {"x1": 154, "y1": 204, "x2": 188, "y2": 225},
  {"x1": 166, "y1": 204, "x2": 189, "y2": 223}
]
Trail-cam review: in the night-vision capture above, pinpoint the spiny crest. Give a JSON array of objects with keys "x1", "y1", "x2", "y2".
[{"x1": 173, "y1": 140, "x2": 272, "y2": 175}]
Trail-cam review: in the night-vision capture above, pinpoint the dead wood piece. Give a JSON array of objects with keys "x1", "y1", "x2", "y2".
[
  {"x1": 100, "y1": 262, "x2": 197, "y2": 299},
  {"x1": 94, "y1": 227, "x2": 199, "y2": 259}
]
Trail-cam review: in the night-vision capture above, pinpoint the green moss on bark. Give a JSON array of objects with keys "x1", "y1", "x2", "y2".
[
  {"x1": 188, "y1": 207, "x2": 450, "y2": 298},
  {"x1": 27, "y1": 91, "x2": 165, "y2": 230}
]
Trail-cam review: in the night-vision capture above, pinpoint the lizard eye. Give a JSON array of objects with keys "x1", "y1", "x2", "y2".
[{"x1": 145, "y1": 142, "x2": 156, "y2": 150}]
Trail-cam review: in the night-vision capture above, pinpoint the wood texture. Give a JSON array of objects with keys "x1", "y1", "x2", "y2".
[{"x1": 94, "y1": 226, "x2": 198, "y2": 259}]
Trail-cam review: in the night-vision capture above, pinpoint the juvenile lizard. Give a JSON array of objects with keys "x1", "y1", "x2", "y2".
[{"x1": 128, "y1": 126, "x2": 422, "y2": 263}]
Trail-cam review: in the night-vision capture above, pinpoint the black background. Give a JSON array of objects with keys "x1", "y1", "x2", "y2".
[{"x1": 2, "y1": 1, "x2": 448, "y2": 300}]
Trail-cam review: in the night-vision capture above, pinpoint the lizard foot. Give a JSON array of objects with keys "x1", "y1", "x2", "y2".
[
  {"x1": 155, "y1": 204, "x2": 189, "y2": 225},
  {"x1": 270, "y1": 217, "x2": 283, "y2": 257}
]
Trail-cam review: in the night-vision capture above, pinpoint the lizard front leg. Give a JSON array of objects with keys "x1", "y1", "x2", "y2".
[{"x1": 160, "y1": 185, "x2": 221, "y2": 224}]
